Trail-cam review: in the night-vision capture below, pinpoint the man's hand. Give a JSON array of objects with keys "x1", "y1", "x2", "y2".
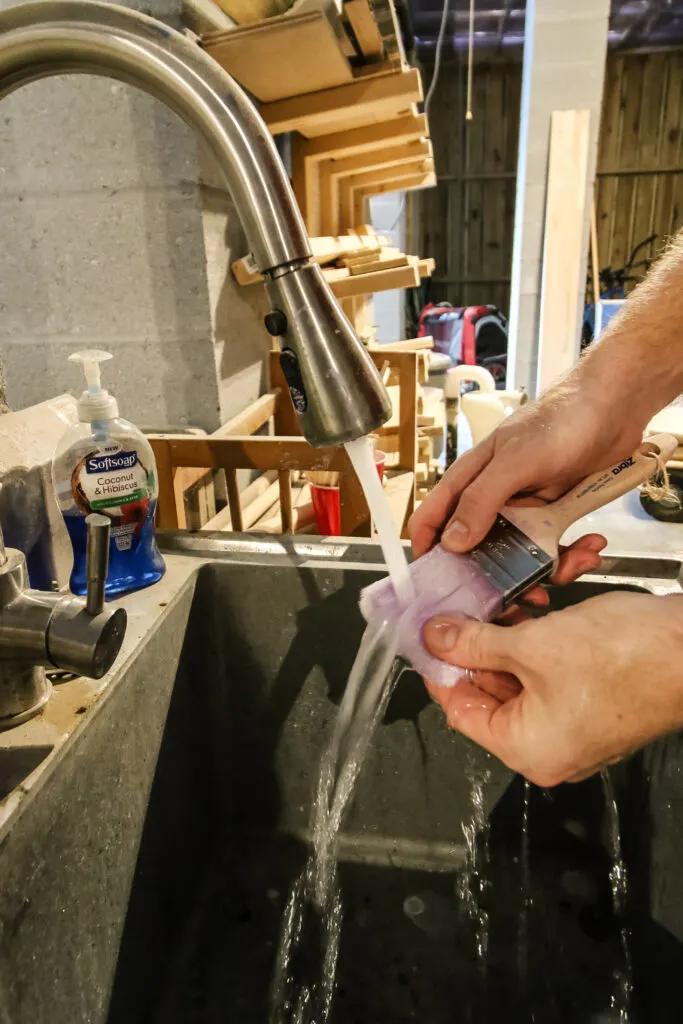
[
  {"x1": 422, "y1": 592, "x2": 683, "y2": 786},
  {"x1": 410, "y1": 231, "x2": 683, "y2": 561},
  {"x1": 406, "y1": 233, "x2": 683, "y2": 783},
  {"x1": 409, "y1": 384, "x2": 645, "y2": 559}
]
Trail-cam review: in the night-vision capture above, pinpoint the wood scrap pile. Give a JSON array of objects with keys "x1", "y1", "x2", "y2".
[
  {"x1": 232, "y1": 228, "x2": 434, "y2": 303},
  {"x1": 170, "y1": 0, "x2": 441, "y2": 533},
  {"x1": 201, "y1": 470, "x2": 317, "y2": 534},
  {"x1": 158, "y1": 340, "x2": 440, "y2": 538},
  {"x1": 370, "y1": 336, "x2": 443, "y2": 501},
  {"x1": 185, "y1": 0, "x2": 404, "y2": 93},
  {"x1": 184, "y1": 0, "x2": 436, "y2": 350}
]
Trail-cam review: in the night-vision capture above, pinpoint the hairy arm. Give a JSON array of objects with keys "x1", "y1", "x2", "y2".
[{"x1": 410, "y1": 231, "x2": 683, "y2": 557}]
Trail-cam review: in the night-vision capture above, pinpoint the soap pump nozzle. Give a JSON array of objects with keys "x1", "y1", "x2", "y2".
[{"x1": 69, "y1": 349, "x2": 119, "y2": 423}]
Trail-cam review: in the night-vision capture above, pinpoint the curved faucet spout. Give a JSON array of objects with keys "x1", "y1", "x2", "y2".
[{"x1": 0, "y1": 0, "x2": 391, "y2": 445}]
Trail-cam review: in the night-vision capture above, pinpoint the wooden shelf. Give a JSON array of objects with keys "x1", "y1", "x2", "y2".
[
  {"x1": 261, "y1": 66, "x2": 423, "y2": 137},
  {"x1": 231, "y1": 231, "x2": 433, "y2": 298},
  {"x1": 330, "y1": 261, "x2": 420, "y2": 298},
  {"x1": 211, "y1": 0, "x2": 288, "y2": 22},
  {"x1": 193, "y1": 2, "x2": 436, "y2": 350},
  {"x1": 337, "y1": 160, "x2": 434, "y2": 231},
  {"x1": 203, "y1": 11, "x2": 353, "y2": 102},
  {"x1": 315, "y1": 137, "x2": 432, "y2": 234},
  {"x1": 231, "y1": 231, "x2": 385, "y2": 285},
  {"x1": 345, "y1": 0, "x2": 384, "y2": 59}
]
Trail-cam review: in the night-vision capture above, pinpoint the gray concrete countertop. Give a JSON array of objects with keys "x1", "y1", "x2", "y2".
[
  {"x1": 0, "y1": 553, "x2": 199, "y2": 837},
  {"x1": 0, "y1": 497, "x2": 679, "y2": 841},
  {"x1": 563, "y1": 490, "x2": 683, "y2": 556}
]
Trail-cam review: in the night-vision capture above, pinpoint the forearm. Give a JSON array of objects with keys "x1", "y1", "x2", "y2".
[{"x1": 566, "y1": 230, "x2": 683, "y2": 427}]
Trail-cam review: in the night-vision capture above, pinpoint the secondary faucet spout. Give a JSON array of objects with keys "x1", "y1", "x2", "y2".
[{"x1": 0, "y1": 0, "x2": 392, "y2": 445}]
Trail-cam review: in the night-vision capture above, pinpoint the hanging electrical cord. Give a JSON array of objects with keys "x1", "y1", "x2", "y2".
[
  {"x1": 425, "y1": 0, "x2": 451, "y2": 116},
  {"x1": 388, "y1": 0, "x2": 450, "y2": 231},
  {"x1": 466, "y1": 0, "x2": 475, "y2": 120}
]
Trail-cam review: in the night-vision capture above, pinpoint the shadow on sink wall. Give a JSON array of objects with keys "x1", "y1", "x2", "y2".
[
  {"x1": 106, "y1": 559, "x2": 370, "y2": 1023},
  {"x1": 105, "y1": 561, "x2": 683, "y2": 1024}
]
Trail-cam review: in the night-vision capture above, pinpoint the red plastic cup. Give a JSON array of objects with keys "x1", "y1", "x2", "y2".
[
  {"x1": 310, "y1": 482, "x2": 341, "y2": 536},
  {"x1": 310, "y1": 450, "x2": 386, "y2": 536}
]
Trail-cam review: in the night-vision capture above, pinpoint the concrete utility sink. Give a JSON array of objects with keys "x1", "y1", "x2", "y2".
[
  {"x1": 0, "y1": 538, "x2": 682, "y2": 1023},
  {"x1": 0, "y1": 744, "x2": 53, "y2": 801}
]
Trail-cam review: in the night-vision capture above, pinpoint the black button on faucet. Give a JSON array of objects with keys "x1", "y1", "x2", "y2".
[
  {"x1": 264, "y1": 309, "x2": 288, "y2": 337},
  {"x1": 279, "y1": 349, "x2": 307, "y2": 413}
]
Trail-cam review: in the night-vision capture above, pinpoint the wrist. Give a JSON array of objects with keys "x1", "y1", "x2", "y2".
[{"x1": 576, "y1": 335, "x2": 677, "y2": 432}]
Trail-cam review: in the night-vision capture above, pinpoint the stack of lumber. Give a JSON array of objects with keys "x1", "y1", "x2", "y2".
[
  {"x1": 196, "y1": 0, "x2": 407, "y2": 103},
  {"x1": 232, "y1": 229, "x2": 434, "y2": 303},
  {"x1": 181, "y1": 0, "x2": 438, "y2": 484},
  {"x1": 188, "y1": 0, "x2": 403, "y2": 70},
  {"x1": 415, "y1": 384, "x2": 444, "y2": 496},
  {"x1": 200, "y1": 10, "x2": 354, "y2": 102},
  {"x1": 157, "y1": 344, "x2": 430, "y2": 539},
  {"x1": 188, "y1": 0, "x2": 436, "y2": 346},
  {"x1": 368, "y1": 336, "x2": 443, "y2": 498},
  {"x1": 201, "y1": 471, "x2": 317, "y2": 534}
]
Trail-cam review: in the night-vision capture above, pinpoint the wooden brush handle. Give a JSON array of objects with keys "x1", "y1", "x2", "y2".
[{"x1": 504, "y1": 432, "x2": 678, "y2": 557}]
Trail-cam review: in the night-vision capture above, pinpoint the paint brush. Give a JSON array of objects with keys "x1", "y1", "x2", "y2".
[{"x1": 359, "y1": 433, "x2": 678, "y2": 687}]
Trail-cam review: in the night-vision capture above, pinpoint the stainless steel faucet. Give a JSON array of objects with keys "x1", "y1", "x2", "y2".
[
  {"x1": 0, "y1": 0, "x2": 392, "y2": 447},
  {"x1": 0, "y1": 513, "x2": 126, "y2": 729}
]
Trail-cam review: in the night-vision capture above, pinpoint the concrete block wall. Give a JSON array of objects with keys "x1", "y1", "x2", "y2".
[
  {"x1": 199, "y1": 152, "x2": 271, "y2": 426},
  {"x1": 507, "y1": 0, "x2": 610, "y2": 395},
  {"x1": 0, "y1": 0, "x2": 269, "y2": 432}
]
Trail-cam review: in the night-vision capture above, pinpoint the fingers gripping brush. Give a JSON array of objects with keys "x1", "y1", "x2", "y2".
[{"x1": 360, "y1": 434, "x2": 678, "y2": 687}]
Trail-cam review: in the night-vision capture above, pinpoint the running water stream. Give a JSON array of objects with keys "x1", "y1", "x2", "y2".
[
  {"x1": 518, "y1": 779, "x2": 531, "y2": 993},
  {"x1": 601, "y1": 771, "x2": 633, "y2": 1023},
  {"x1": 270, "y1": 437, "x2": 412, "y2": 1023},
  {"x1": 457, "y1": 750, "x2": 492, "y2": 977},
  {"x1": 268, "y1": 437, "x2": 635, "y2": 1021},
  {"x1": 344, "y1": 436, "x2": 414, "y2": 606}
]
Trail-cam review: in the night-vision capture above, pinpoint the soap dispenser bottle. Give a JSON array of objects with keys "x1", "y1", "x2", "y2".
[{"x1": 52, "y1": 349, "x2": 166, "y2": 597}]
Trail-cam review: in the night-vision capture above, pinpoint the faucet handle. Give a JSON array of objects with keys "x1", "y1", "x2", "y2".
[
  {"x1": 45, "y1": 513, "x2": 126, "y2": 679},
  {"x1": 85, "y1": 513, "x2": 110, "y2": 615}
]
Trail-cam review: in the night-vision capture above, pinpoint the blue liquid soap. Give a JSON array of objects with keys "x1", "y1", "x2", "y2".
[
  {"x1": 53, "y1": 350, "x2": 165, "y2": 599},
  {"x1": 64, "y1": 503, "x2": 165, "y2": 597}
]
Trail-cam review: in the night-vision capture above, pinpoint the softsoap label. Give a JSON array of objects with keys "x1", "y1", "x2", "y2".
[
  {"x1": 72, "y1": 442, "x2": 155, "y2": 551},
  {"x1": 85, "y1": 449, "x2": 137, "y2": 475}
]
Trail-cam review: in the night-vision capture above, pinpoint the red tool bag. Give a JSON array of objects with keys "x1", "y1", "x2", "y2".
[{"x1": 418, "y1": 302, "x2": 508, "y2": 384}]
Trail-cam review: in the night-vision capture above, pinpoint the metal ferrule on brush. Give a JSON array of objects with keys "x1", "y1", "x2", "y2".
[{"x1": 469, "y1": 516, "x2": 555, "y2": 606}]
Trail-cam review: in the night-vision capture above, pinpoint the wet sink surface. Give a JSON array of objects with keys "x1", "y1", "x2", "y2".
[
  {"x1": 1, "y1": 549, "x2": 682, "y2": 1024},
  {"x1": 0, "y1": 744, "x2": 53, "y2": 801},
  {"x1": 102, "y1": 560, "x2": 683, "y2": 1024},
  {"x1": 147, "y1": 824, "x2": 628, "y2": 1024}
]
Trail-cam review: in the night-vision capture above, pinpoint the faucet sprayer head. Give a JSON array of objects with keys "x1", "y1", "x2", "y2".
[{"x1": 265, "y1": 263, "x2": 392, "y2": 447}]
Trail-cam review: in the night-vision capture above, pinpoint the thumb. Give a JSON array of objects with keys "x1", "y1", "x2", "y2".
[
  {"x1": 441, "y1": 463, "x2": 523, "y2": 551},
  {"x1": 424, "y1": 616, "x2": 521, "y2": 675}
]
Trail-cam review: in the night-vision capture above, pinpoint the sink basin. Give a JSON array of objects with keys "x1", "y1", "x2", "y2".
[
  {"x1": 0, "y1": 544, "x2": 681, "y2": 1023},
  {"x1": 0, "y1": 744, "x2": 53, "y2": 801}
]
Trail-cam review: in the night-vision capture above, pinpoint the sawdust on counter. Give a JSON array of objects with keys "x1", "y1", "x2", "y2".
[{"x1": 41, "y1": 676, "x2": 101, "y2": 736}]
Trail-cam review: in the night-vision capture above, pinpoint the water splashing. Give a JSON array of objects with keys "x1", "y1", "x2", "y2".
[
  {"x1": 457, "y1": 750, "x2": 491, "y2": 975},
  {"x1": 601, "y1": 771, "x2": 632, "y2": 1023},
  {"x1": 344, "y1": 436, "x2": 414, "y2": 606},
  {"x1": 518, "y1": 779, "x2": 532, "y2": 993},
  {"x1": 271, "y1": 436, "x2": 412, "y2": 1021},
  {"x1": 270, "y1": 620, "x2": 402, "y2": 1023}
]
